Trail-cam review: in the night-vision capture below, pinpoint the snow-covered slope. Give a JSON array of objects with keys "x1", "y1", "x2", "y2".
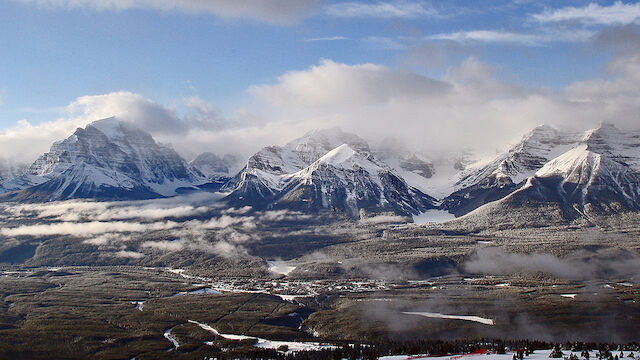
[
  {"x1": 222, "y1": 129, "x2": 437, "y2": 217},
  {"x1": 521, "y1": 136, "x2": 640, "y2": 213},
  {"x1": 221, "y1": 128, "x2": 373, "y2": 205},
  {"x1": 274, "y1": 144, "x2": 437, "y2": 216},
  {"x1": 190, "y1": 152, "x2": 241, "y2": 180},
  {"x1": 189, "y1": 152, "x2": 241, "y2": 191},
  {"x1": 0, "y1": 160, "x2": 28, "y2": 193},
  {"x1": 441, "y1": 125, "x2": 580, "y2": 216},
  {"x1": 456, "y1": 123, "x2": 640, "y2": 226},
  {"x1": 376, "y1": 149, "x2": 472, "y2": 200},
  {"x1": 0, "y1": 117, "x2": 205, "y2": 201}
]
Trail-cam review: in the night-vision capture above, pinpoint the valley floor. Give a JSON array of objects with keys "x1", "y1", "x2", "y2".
[{"x1": 1, "y1": 265, "x2": 639, "y2": 359}]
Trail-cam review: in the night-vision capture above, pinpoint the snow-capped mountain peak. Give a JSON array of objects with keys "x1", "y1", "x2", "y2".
[
  {"x1": 1, "y1": 117, "x2": 205, "y2": 201},
  {"x1": 317, "y1": 143, "x2": 357, "y2": 166},
  {"x1": 223, "y1": 131, "x2": 437, "y2": 217}
]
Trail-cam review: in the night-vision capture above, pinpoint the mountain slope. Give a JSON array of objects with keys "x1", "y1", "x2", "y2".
[
  {"x1": 441, "y1": 125, "x2": 580, "y2": 216},
  {"x1": 452, "y1": 124, "x2": 640, "y2": 228},
  {"x1": 0, "y1": 117, "x2": 205, "y2": 201}
]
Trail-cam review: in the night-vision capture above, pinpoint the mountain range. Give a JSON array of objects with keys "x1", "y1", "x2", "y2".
[{"x1": 1, "y1": 117, "x2": 639, "y2": 224}]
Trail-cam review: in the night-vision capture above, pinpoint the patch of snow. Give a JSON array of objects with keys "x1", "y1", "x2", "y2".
[
  {"x1": 188, "y1": 288, "x2": 221, "y2": 295},
  {"x1": 560, "y1": 294, "x2": 577, "y2": 299},
  {"x1": 164, "y1": 327, "x2": 180, "y2": 349},
  {"x1": 402, "y1": 311, "x2": 494, "y2": 325},
  {"x1": 268, "y1": 260, "x2": 296, "y2": 276},
  {"x1": 188, "y1": 320, "x2": 337, "y2": 354},
  {"x1": 174, "y1": 288, "x2": 222, "y2": 296},
  {"x1": 380, "y1": 349, "x2": 563, "y2": 360},
  {"x1": 412, "y1": 209, "x2": 455, "y2": 224},
  {"x1": 131, "y1": 301, "x2": 144, "y2": 311},
  {"x1": 167, "y1": 268, "x2": 187, "y2": 275},
  {"x1": 273, "y1": 294, "x2": 313, "y2": 302}
]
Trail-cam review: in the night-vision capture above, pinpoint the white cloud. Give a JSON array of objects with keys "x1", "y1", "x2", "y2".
[
  {"x1": 7, "y1": 199, "x2": 210, "y2": 222},
  {"x1": 0, "y1": 91, "x2": 249, "y2": 164},
  {"x1": 258, "y1": 210, "x2": 312, "y2": 222},
  {"x1": 325, "y1": 1, "x2": 437, "y2": 19},
  {"x1": 93, "y1": 205, "x2": 209, "y2": 221},
  {"x1": 83, "y1": 233, "x2": 130, "y2": 245},
  {"x1": 359, "y1": 214, "x2": 406, "y2": 225},
  {"x1": 248, "y1": 54, "x2": 640, "y2": 158},
  {"x1": 196, "y1": 215, "x2": 256, "y2": 229},
  {"x1": 363, "y1": 36, "x2": 407, "y2": 50},
  {"x1": 1, "y1": 220, "x2": 180, "y2": 237},
  {"x1": 141, "y1": 239, "x2": 185, "y2": 251},
  {"x1": 113, "y1": 250, "x2": 145, "y2": 259},
  {"x1": 426, "y1": 29, "x2": 594, "y2": 46},
  {"x1": 533, "y1": 1, "x2": 640, "y2": 25},
  {"x1": 213, "y1": 240, "x2": 247, "y2": 257},
  {"x1": 303, "y1": 36, "x2": 348, "y2": 42},
  {"x1": 248, "y1": 58, "x2": 543, "y2": 156},
  {"x1": 250, "y1": 59, "x2": 449, "y2": 108},
  {"x1": 6, "y1": 46, "x2": 640, "y2": 173},
  {"x1": 16, "y1": 0, "x2": 320, "y2": 24}
]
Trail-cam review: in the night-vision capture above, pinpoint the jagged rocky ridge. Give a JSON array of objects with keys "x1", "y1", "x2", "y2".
[
  {"x1": 221, "y1": 129, "x2": 437, "y2": 217},
  {"x1": 0, "y1": 117, "x2": 206, "y2": 201},
  {"x1": 1, "y1": 119, "x2": 639, "y2": 223}
]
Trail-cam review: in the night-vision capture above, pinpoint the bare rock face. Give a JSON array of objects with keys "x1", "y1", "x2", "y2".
[{"x1": 0, "y1": 117, "x2": 205, "y2": 201}]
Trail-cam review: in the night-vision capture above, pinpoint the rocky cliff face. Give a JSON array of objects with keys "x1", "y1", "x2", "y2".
[{"x1": 1, "y1": 117, "x2": 205, "y2": 201}]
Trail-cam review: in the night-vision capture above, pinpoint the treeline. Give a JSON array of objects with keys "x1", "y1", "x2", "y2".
[{"x1": 202, "y1": 340, "x2": 640, "y2": 360}]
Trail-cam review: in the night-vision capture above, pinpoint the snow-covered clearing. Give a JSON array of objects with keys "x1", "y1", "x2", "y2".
[
  {"x1": 402, "y1": 311, "x2": 495, "y2": 325},
  {"x1": 188, "y1": 320, "x2": 337, "y2": 353}
]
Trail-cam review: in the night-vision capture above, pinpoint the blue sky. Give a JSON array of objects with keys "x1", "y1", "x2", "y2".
[{"x1": 1, "y1": 0, "x2": 640, "y2": 162}]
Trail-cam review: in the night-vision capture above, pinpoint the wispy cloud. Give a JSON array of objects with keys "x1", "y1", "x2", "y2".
[
  {"x1": 426, "y1": 29, "x2": 594, "y2": 46},
  {"x1": 14, "y1": 0, "x2": 319, "y2": 25},
  {"x1": 533, "y1": 1, "x2": 640, "y2": 25},
  {"x1": 325, "y1": 1, "x2": 438, "y2": 19},
  {"x1": 363, "y1": 36, "x2": 407, "y2": 50},
  {"x1": 1, "y1": 220, "x2": 180, "y2": 237},
  {"x1": 303, "y1": 36, "x2": 348, "y2": 42},
  {"x1": 112, "y1": 250, "x2": 145, "y2": 259}
]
